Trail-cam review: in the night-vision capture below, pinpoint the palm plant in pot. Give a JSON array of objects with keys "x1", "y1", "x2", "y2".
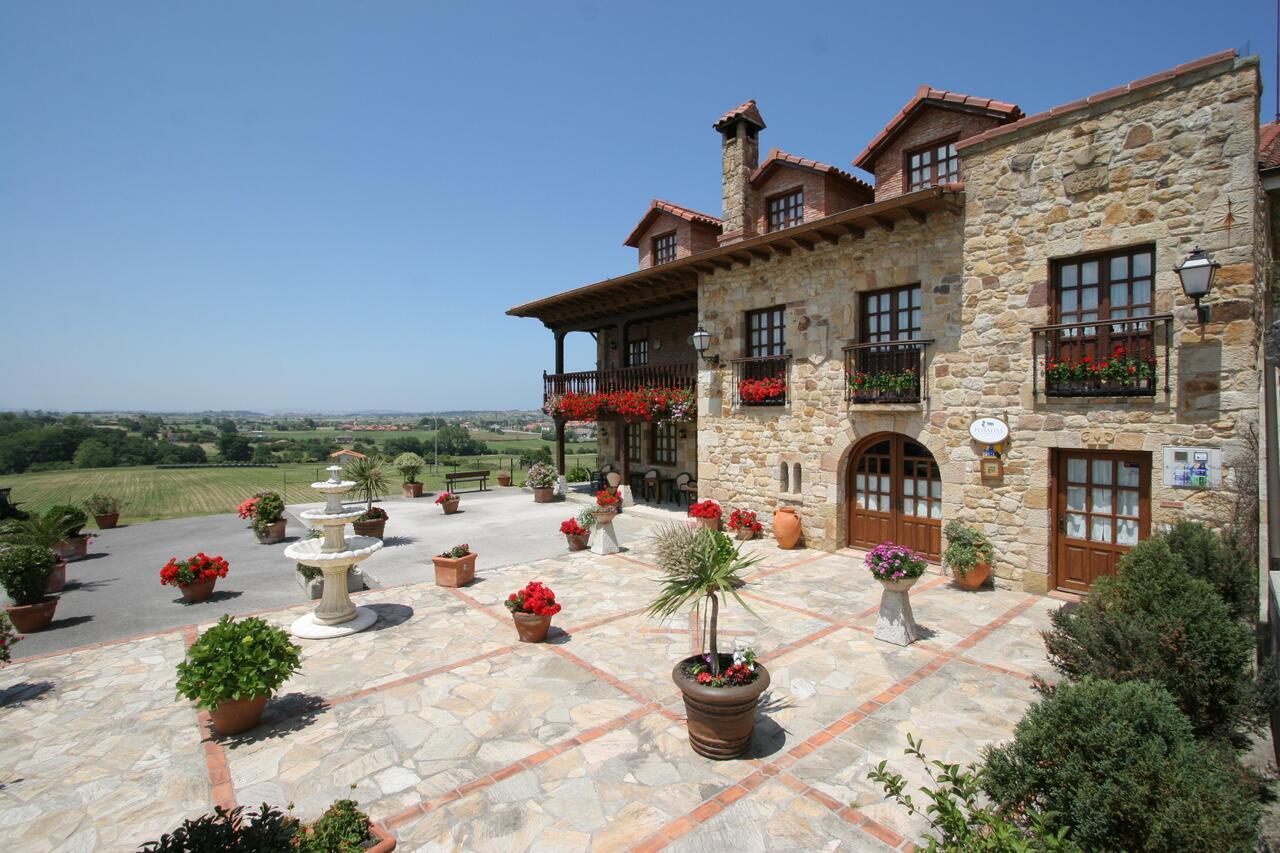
[
  {"x1": 942, "y1": 521, "x2": 994, "y2": 591},
  {"x1": 0, "y1": 545, "x2": 60, "y2": 632},
  {"x1": 45, "y1": 504, "x2": 90, "y2": 561},
  {"x1": 175, "y1": 614, "x2": 302, "y2": 735},
  {"x1": 648, "y1": 523, "x2": 766, "y2": 759},
  {"x1": 525, "y1": 462, "x2": 558, "y2": 502},
  {"x1": 345, "y1": 456, "x2": 390, "y2": 537},
  {"x1": 394, "y1": 452, "x2": 426, "y2": 498},
  {"x1": 85, "y1": 493, "x2": 123, "y2": 529}
]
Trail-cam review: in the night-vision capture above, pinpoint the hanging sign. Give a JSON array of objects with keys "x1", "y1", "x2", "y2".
[{"x1": 969, "y1": 417, "x2": 1009, "y2": 445}]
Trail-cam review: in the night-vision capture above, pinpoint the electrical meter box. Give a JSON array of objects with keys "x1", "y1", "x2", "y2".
[{"x1": 1162, "y1": 446, "x2": 1221, "y2": 490}]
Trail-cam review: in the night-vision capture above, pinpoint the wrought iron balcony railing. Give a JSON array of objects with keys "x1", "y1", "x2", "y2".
[
  {"x1": 843, "y1": 339, "x2": 933, "y2": 404},
  {"x1": 731, "y1": 354, "x2": 791, "y2": 407},
  {"x1": 543, "y1": 362, "x2": 697, "y2": 401},
  {"x1": 1031, "y1": 315, "x2": 1172, "y2": 398}
]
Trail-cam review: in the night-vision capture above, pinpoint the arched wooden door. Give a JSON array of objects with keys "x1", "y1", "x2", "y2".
[{"x1": 847, "y1": 434, "x2": 942, "y2": 561}]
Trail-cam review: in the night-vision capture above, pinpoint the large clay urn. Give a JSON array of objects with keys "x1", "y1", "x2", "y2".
[
  {"x1": 952, "y1": 560, "x2": 992, "y2": 591},
  {"x1": 673, "y1": 655, "x2": 771, "y2": 760},
  {"x1": 773, "y1": 507, "x2": 801, "y2": 549}
]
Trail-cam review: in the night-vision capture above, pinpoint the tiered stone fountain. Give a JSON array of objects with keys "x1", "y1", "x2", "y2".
[{"x1": 284, "y1": 466, "x2": 383, "y2": 639}]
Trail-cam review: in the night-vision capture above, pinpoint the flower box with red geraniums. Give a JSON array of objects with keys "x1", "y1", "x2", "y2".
[
  {"x1": 1045, "y1": 343, "x2": 1157, "y2": 397},
  {"x1": 161, "y1": 553, "x2": 229, "y2": 603},
  {"x1": 689, "y1": 500, "x2": 722, "y2": 530},
  {"x1": 596, "y1": 488, "x2": 621, "y2": 516},
  {"x1": 560, "y1": 518, "x2": 590, "y2": 551},
  {"x1": 726, "y1": 508, "x2": 763, "y2": 540},
  {"x1": 737, "y1": 375, "x2": 786, "y2": 406},
  {"x1": 504, "y1": 581, "x2": 561, "y2": 642},
  {"x1": 544, "y1": 387, "x2": 696, "y2": 423},
  {"x1": 436, "y1": 490, "x2": 461, "y2": 514}
]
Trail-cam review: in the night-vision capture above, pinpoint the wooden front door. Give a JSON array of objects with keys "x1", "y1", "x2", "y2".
[
  {"x1": 847, "y1": 434, "x2": 942, "y2": 561},
  {"x1": 1053, "y1": 450, "x2": 1150, "y2": 593}
]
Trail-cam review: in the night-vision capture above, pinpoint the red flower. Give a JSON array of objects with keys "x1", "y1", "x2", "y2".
[
  {"x1": 689, "y1": 500, "x2": 721, "y2": 519},
  {"x1": 697, "y1": 672, "x2": 713, "y2": 685},
  {"x1": 560, "y1": 518, "x2": 587, "y2": 536},
  {"x1": 504, "y1": 581, "x2": 562, "y2": 617},
  {"x1": 160, "y1": 553, "x2": 230, "y2": 587}
]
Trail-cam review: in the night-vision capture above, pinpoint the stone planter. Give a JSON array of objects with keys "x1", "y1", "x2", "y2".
[
  {"x1": 402, "y1": 482, "x2": 424, "y2": 499},
  {"x1": 673, "y1": 654, "x2": 771, "y2": 760},
  {"x1": 773, "y1": 507, "x2": 801, "y2": 549},
  {"x1": 952, "y1": 560, "x2": 992, "y2": 591},
  {"x1": 180, "y1": 578, "x2": 217, "y2": 603},
  {"x1": 497, "y1": 473, "x2": 512, "y2": 487},
  {"x1": 695, "y1": 516, "x2": 721, "y2": 531},
  {"x1": 595, "y1": 509, "x2": 619, "y2": 526},
  {"x1": 532, "y1": 487, "x2": 555, "y2": 503},
  {"x1": 255, "y1": 520, "x2": 287, "y2": 544},
  {"x1": 53, "y1": 535, "x2": 88, "y2": 562},
  {"x1": 94, "y1": 512, "x2": 120, "y2": 529},
  {"x1": 209, "y1": 694, "x2": 269, "y2": 735},
  {"x1": 874, "y1": 576, "x2": 920, "y2": 646},
  {"x1": 5, "y1": 597, "x2": 58, "y2": 632},
  {"x1": 45, "y1": 559, "x2": 67, "y2": 594},
  {"x1": 440, "y1": 498, "x2": 461, "y2": 515},
  {"x1": 297, "y1": 567, "x2": 365, "y2": 600},
  {"x1": 433, "y1": 552, "x2": 476, "y2": 587},
  {"x1": 353, "y1": 517, "x2": 387, "y2": 538},
  {"x1": 512, "y1": 611, "x2": 552, "y2": 643},
  {"x1": 566, "y1": 533, "x2": 589, "y2": 551}
]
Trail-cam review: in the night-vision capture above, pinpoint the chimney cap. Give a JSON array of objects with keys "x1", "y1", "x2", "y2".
[{"x1": 713, "y1": 99, "x2": 766, "y2": 133}]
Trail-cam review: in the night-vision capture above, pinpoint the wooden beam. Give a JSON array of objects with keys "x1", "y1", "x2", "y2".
[
  {"x1": 842, "y1": 223, "x2": 865, "y2": 239},
  {"x1": 749, "y1": 247, "x2": 774, "y2": 261},
  {"x1": 729, "y1": 251, "x2": 753, "y2": 267},
  {"x1": 907, "y1": 208, "x2": 927, "y2": 224},
  {"x1": 710, "y1": 257, "x2": 734, "y2": 271},
  {"x1": 789, "y1": 235, "x2": 816, "y2": 251},
  {"x1": 816, "y1": 228, "x2": 842, "y2": 245}
]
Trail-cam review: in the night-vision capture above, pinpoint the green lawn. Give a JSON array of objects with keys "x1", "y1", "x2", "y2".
[{"x1": 2, "y1": 453, "x2": 599, "y2": 525}]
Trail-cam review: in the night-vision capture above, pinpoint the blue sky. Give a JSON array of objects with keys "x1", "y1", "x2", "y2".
[{"x1": 1, "y1": 1, "x2": 1273, "y2": 412}]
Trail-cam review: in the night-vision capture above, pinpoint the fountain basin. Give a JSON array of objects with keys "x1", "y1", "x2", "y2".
[
  {"x1": 310, "y1": 479, "x2": 357, "y2": 491},
  {"x1": 299, "y1": 506, "x2": 366, "y2": 524},
  {"x1": 285, "y1": 536, "x2": 383, "y2": 565}
]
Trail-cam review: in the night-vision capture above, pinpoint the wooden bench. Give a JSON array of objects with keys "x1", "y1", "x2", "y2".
[{"x1": 444, "y1": 470, "x2": 489, "y2": 492}]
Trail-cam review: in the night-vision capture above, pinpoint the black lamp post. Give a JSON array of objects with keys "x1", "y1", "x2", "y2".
[
  {"x1": 1174, "y1": 247, "x2": 1220, "y2": 325},
  {"x1": 690, "y1": 325, "x2": 718, "y2": 366}
]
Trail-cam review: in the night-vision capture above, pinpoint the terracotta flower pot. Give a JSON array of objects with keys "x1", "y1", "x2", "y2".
[
  {"x1": 566, "y1": 533, "x2": 589, "y2": 551},
  {"x1": 402, "y1": 482, "x2": 424, "y2": 498},
  {"x1": 255, "y1": 519, "x2": 287, "y2": 544},
  {"x1": 441, "y1": 498, "x2": 460, "y2": 515},
  {"x1": 365, "y1": 820, "x2": 397, "y2": 853},
  {"x1": 952, "y1": 560, "x2": 992, "y2": 591},
  {"x1": 208, "y1": 694, "x2": 269, "y2": 735},
  {"x1": 180, "y1": 577, "x2": 217, "y2": 603},
  {"x1": 733, "y1": 527, "x2": 756, "y2": 541},
  {"x1": 594, "y1": 509, "x2": 619, "y2": 526},
  {"x1": 532, "y1": 487, "x2": 555, "y2": 503},
  {"x1": 673, "y1": 655, "x2": 771, "y2": 760},
  {"x1": 432, "y1": 553, "x2": 476, "y2": 587},
  {"x1": 695, "y1": 516, "x2": 721, "y2": 531},
  {"x1": 773, "y1": 507, "x2": 801, "y2": 549},
  {"x1": 45, "y1": 559, "x2": 67, "y2": 594},
  {"x1": 53, "y1": 535, "x2": 88, "y2": 562},
  {"x1": 497, "y1": 473, "x2": 512, "y2": 487},
  {"x1": 353, "y1": 518, "x2": 387, "y2": 538},
  {"x1": 94, "y1": 512, "x2": 120, "y2": 529},
  {"x1": 512, "y1": 611, "x2": 552, "y2": 643},
  {"x1": 5, "y1": 597, "x2": 58, "y2": 632}
]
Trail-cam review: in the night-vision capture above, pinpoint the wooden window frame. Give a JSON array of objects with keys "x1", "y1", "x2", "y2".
[
  {"x1": 627, "y1": 338, "x2": 649, "y2": 367},
  {"x1": 904, "y1": 137, "x2": 959, "y2": 192},
  {"x1": 1050, "y1": 244, "x2": 1156, "y2": 325},
  {"x1": 652, "y1": 230, "x2": 677, "y2": 266},
  {"x1": 766, "y1": 188, "x2": 804, "y2": 232},
  {"x1": 654, "y1": 421, "x2": 676, "y2": 465},
  {"x1": 745, "y1": 305, "x2": 787, "y2": 357},
  {"x1": 626, "y1": 424, "x2": 644, "y2": 463},
  {"x1": 859, "y1": 284, "x2": 922, "y2": 343}
]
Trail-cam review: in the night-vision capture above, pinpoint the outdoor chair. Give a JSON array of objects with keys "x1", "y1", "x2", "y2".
[
  {"x1": 591, "y1": 463, "x2": 616, "y2": 492},
  {"x1": 674, "y1": 472, "x2": 697, "y2": 507}
]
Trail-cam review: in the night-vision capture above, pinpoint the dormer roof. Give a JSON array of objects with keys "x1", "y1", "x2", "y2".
[
  {"x1": 1260, "y1": 120, "x2": 1280, "y2": 170},
  {"x1": 751, "y1": 148, "x2": 875, "y2": 195},
  {"x1": 623, "y1": 199, "x2": 723, "y2": 247},
  {"x1": 854, "y1": 86, "x2": 1022, "y2": 171},
  {"x1": 713, "y1": 99, "x2": 766, "y2": 133}
]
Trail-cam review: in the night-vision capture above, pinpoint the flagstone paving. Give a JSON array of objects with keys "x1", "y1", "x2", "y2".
[{"x1": 0, "y1": 536, "x2": 1064, "y2": 851}]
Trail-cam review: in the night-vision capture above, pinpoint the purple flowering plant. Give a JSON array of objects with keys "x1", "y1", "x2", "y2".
[{"x1": 865, "y1": 542, "x2": 927, "y2": 582}]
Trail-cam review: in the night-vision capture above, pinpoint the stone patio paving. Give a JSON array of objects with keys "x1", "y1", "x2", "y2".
[{"x1": 0, "y1": 536, "x2": 1063, "y2": 851}]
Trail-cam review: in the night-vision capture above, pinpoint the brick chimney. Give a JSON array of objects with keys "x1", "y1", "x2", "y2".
[{"x1": 714, "y1": 100, "x2": 765, "y2": 245}]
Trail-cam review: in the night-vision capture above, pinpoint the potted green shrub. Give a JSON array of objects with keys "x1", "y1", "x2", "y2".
[
  {"x1": 175, "y1": 615, "x2": 302, "y2": 735},
  {"x1": 524, "y1": 462, "x2": 557, "y2": 502},
  {"x1": 246, "y1": 491, "x2": 287, "y2": 544},
  {"x1": 0, "y1": 545, "x2": 60, "y2": 632},
  {"x1": 648, "y1": 523, "x2": 766, "y2": 759},
  {"x1": 394, "y1": 452, "x2": 426, "y2": 498},
  {"x1": 0, "y1": 511, "x2": 74, "y2": 593},
  {"x1": 345, "y1": 456, "x2": 390, "y2": 538},
  {"x1": 84, "y1": 493, "x2": 123, "y2": 529},
  {"x1": 942, "y1": 521, "x2": 994, "y2": 590},
  {"x1": 432, "y1": 543, "x2": 476, "y2": 587},
  {"x1": 140, "y1": 798, "x2": 396, "y2": 852},
  {"x1": 46, "y1": 504, "x2": 90, "y2": 561}
]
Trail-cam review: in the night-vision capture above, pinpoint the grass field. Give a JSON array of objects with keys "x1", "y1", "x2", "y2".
[{"x1": 3, "y1": 452, "x2": 600, "y2": 524}]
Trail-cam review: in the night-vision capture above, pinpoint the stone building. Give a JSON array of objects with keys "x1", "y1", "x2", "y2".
[{"x1": 509, "y1": 49, "x2": 1275, "y2": 595}]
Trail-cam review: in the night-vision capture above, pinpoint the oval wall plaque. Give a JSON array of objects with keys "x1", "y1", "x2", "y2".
[{"x1": 969, "y1": 417, "x2": 1009, "y2": 444}]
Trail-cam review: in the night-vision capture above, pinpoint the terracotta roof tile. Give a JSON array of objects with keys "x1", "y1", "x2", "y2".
[
  {"x1": 750, "y1": 148, "x2": 874, "y2": 196},
  {"x1": 956, "y1": 50, "x2": 1239, "y2": 153},
  {"x1": 854, "y1": 85, "x2": 1022, "y2": 170},
  {"x1": 623, "y1": 199, "x2": 723, "y2": 247},
  {"x1": 713, "y1": 99, "x2": 766, "y2": 132},
  {"x1": 1260, "y1": 121, "x2": 1280, "y2": 169}
]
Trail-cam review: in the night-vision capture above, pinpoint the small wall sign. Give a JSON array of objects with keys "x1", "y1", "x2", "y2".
[
  {"x1": 969, "y1": 417, "x2": 1009, "y2": 445},
  {"x1": 980, "y1": 457, "x2": 1004, "y2": 480}
]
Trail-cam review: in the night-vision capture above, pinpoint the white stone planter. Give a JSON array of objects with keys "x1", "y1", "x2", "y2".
[
  {"x1": 875, "y1": 576, "x2": 920, "y2": 646},
  {"x1": 590, "y1": 515, "x2": 621, "y2": 555}
]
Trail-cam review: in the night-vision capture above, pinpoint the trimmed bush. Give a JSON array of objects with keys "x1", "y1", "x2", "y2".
[
  {"x1": 175, "y1": 616, "x2": 301, "y2": 710},
  {"x1": 0, "y1": 545, "x2": 57, "y2": 605},
  {"x1": 1042, "y1": 537, "x2": 1269, "y2": 743},
  {"x1": 139, "y1": 802, "x2": 298, "y2": 852},
  {"x1": 1163, "y1": 521, "x2": 1257, "y2": 621},
  {"x1": 982, "y1": 678, "x2": 1259, "y2": 852}
]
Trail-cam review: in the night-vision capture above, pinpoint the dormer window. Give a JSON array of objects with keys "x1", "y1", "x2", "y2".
[
  {"x1": 767, "y1": 189, "x2": 803, "y2": 232},
  {"x1": 906, "y1": 138, "x2": 959, "y2": 191},
  {"x1": 653, "y1": 231, "x2": 677, "y2": 265}
]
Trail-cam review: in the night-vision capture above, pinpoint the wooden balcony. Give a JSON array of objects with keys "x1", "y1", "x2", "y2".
[
  {"x1": 843, "y1": 340, "x2": 933, "y2": 404},
  {"x1": 731, "y1": 355, "x2": 791, "y2": 407},
  {"x1": 1031, "y1": 315, "x2": 1172, "y2": 398},
  {"x1": 543, "y1": 362, "x2": 697, "y2": 401}
]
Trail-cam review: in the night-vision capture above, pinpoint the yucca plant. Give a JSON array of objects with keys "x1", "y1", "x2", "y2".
[
  {"x1": 646, "y1": 524, "x2": 763, "y2": 677},
  {"x1": 343, "y1": 456, "x2": 388, "y2": 513}
]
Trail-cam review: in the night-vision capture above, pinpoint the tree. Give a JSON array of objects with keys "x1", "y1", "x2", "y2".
[
  {"x1": 216, "y1": 419, "x2": 238, "y2": 434},
  {"x1": 251, "y1": 445, "x2": 277, "y2": 464},
  {"x1": 73, "y1": 438, "x2": 115, "y2": 469},
  {"x1": 216, "y1": 433, "x2": 252, "y2": 462}
]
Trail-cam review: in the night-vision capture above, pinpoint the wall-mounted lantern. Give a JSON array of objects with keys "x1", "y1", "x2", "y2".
[
  {"x1": 690, "y1": 325, "x2": 719, "y2": 366},
  {"x1": 1173, "y1": 247, "x2": 1220, "y2": 325}
]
